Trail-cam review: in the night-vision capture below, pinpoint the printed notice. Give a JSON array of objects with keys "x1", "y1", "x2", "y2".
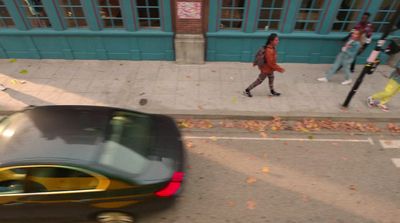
[{"x1": 177, "y1": 2, "x2": 201, "y2": 19}]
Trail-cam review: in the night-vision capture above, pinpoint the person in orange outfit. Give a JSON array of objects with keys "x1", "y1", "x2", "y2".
[{"x1": 244, "y1": 33, "x2": 285, "y2": 97}]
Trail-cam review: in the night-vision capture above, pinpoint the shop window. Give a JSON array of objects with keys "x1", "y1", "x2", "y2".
[
  {"x1": 219, "y1": 0, "x2": 246, "y2": 30},
  {"x1": 136, "y1": 0, "x2": 161, "y2": 29},
  {"x1": 59, "y1": 0, "x2": 87, "y2": 28},
  {"x1": 295, "y1": 0, "x2": 324, "y2": 32},
  {"x1": 20, "y1": 0, "x2": 51, "y2": 28},
  {"x1": 0, "y1": 0, "x2": 15, "y2": 28},
  {"x1": 257, "y1": 0, "x2": 284, "y2": 31},
  {"x1": 373, "y1": 0, "x2": 400, "y2": 33},
  {"x1": 98, "y1": 0, "x2": 124, "y2": 28},
  {"x1": 331, "y1": 0, "x2": 364, "y2": 32}
]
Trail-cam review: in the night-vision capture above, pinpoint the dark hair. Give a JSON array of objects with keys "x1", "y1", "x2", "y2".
[
  {"x1": 265, "y1": 33, "x2": 278, "y2": 46},
  {"x1": 363, "y1": 12, "x2": 371, "y2": 18}
]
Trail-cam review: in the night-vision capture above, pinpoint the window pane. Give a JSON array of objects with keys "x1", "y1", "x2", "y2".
[
  {"x1": 373, "y1": 0, "x2": 400, "y2": 32},
  {"x1": 0, "y1": 3, "x2": 15, "y2": 28},
  {"x1": 138, "y1": 8, "x2": 148, "y2": 18},
  {"x1": 136, "y1": 0, "x2": 160, "y2": 29},
  {"x1": 98, "y1": 0, "x2": 124, "y2": 28},
  {"x1": 220, "y1": 0, "x2": 245, "y2": 30},
  {"x1": 136, "y1": 0, "x2": 146, "y2": 6},
  {"x1": 257, "y1": 0, "x2": 284, "y2": 31},
  {"x1": 150, "y1": 19, "x2": 160, "y2": 27},
  {"x1": 20, "y1": 0, "x2": 51, "y2": 28},
  {"x1": 59, "y1": 0, "x2": 87, "y2": 28},
  {"x1": 331, "y1": 0, "x2": 364, "y2": 32},
  {"x1": 295, "y1": 0, "x2": 324, "y2": 32},
  {"x1": 100, "y1": 111, "x2": 152, "y2": 175}
]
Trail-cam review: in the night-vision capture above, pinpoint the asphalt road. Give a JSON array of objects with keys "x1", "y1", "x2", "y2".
[
  {"x1": 138, "y1": 128, "x2": 400, "y2": 223},
  {"x1": 2, "y1": 123, "x2": 400, "y2": 223}
]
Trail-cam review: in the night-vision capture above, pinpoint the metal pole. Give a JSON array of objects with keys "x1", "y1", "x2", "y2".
[{"x1": 342, "y1": 6, "x2": 400, "y2": 108}]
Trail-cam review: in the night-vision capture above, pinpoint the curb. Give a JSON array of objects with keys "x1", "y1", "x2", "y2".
[{"x1": 2, "y1": 109, "x2": 399, "y2": 123}]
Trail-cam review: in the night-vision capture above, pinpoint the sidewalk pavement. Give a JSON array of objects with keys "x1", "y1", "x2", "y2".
[{"x1": 0, "y1": 59, "x2": 398, "y2": 120}]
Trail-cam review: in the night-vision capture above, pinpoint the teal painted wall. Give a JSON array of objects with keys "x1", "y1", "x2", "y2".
[
  {"x1": 207, "y1": 0, "x2": 400, "y2": 64},
  {"x1": 0, "y1": 30, "x2": 174, "y2": 60},
  {"x1": 0, "y1": 0, "x2": 174, "y2": 61}
]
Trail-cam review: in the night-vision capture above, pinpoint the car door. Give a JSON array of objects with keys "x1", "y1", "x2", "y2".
[
  {"x1": 17, "y1": 165, "x2": 110, "y2": 220},
  {"x1": 0, "y1": 167, "x2": 32, "y2": 220}
]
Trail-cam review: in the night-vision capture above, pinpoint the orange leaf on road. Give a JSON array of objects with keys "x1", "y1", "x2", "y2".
[
  {"x1": 246, "y1": 200, "x2": 256, "y2": 210},
  {"x1": 246, "y1": 176, "x2": 257, "y2": 185}
]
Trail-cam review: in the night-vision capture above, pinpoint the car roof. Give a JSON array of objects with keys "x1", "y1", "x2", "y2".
[{"x1": 0, "y1": 105, "x2": 119, "y2": 167}]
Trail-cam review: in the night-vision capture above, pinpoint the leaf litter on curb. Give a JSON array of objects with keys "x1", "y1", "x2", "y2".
[
  {"x1": 176, "y1": 117, "x2": 397, "y2": 134},
  {"x1": 9, "y1": 58, "x2": 17, "y2": 63}
]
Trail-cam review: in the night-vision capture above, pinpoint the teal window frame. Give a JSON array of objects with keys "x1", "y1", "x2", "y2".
[
  {"x1": 96, "y1": 0, "x2": 125, "y2": 29},
  {"x1": 0, "y1": 0, "x2": 15, "y2": 28},
  {"x1": 256, "y1": 0, "x2": 285, "y2": 31},
  {"x1": 58, "y1": 0, "x2": 88, "y2": 29},
  {"x1": 218, "y1": 0, "x2": 247, "y2": 31},
  {"x1": 373, "y1": 0, "x2": 400, "y2": 33},
  {"x1": 294, "y1": 0, "x2": 325, "y2": 32},
  {"x1": 135, "y1": 0, "x2": 161, "y2": 30},
  {"x1": 331, "y1": 0, "x2": 365, "y2": 32}
]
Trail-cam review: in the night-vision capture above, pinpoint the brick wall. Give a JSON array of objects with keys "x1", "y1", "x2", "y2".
[{"x1": 173, "y1": 0, "x2": 207, "y2": 34}]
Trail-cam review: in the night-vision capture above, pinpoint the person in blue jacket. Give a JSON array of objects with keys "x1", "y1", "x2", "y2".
[{"x1": 318, "y1": 30, "x2": 362, "y2": 85}]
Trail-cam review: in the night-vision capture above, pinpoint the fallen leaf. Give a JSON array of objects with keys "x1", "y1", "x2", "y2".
[
  {"x1": 10, "y1": 79, "x2": 18, "y2": 85},
  {"x1": 185, "y1": 141, "x2": 194, "y2": 149},
  {"x1": 226, "y1": 200, "x2": 236, "y2": 207},
  {"x1": 259, "y1": 132, "x2": 268, "y2": 138},
  {"x1": 198, "y1": 105, "x2": 203, "y2": 110},
  {"x1": 302, "y1": 194, "x2": 310, "y2": 202},
  {"x1": 19, "y1": 69, "x2": 28, "y2": 74},
  {"x1": 261, "y1": 166, "x2": 269, "y2": 174},
  {"x1": 246, "y1": 200, "x2": 256, "y2": 210},
  {"x1": 349, "y1": 185, "x2": 357, "y2": 191},
  {"x1": 246, "y1": 176, "x2": 257, "y2": 185},
  {"x1": 9, "y1": 58, "x2": 16, "y2": 63},
  {"x1": 209, "y1": 136, "x2": 217, "y2": 141},
  {"x1": 232, "y1": 96, "x2": 237, "y2": 104},
  {"x1": 308, "y1": 135, "x2": 314, "y2": 140}
]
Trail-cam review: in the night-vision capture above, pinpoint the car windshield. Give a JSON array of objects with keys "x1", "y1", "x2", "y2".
[{"x1": 99, "y1": 111, "x2": 153, "y2": 175}]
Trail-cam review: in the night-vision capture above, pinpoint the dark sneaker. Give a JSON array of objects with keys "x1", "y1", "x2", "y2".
[
  {"x1": 270, "y1": 90, "x2": 281, "y2": 96},
  {"x1": 243, "y1": 89, "x2": 252, "y2": 97}
]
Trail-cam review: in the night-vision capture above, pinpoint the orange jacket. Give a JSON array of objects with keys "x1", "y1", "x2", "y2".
[{"x1": 259, "y1": 45, "x2": 284, "y2": 74}]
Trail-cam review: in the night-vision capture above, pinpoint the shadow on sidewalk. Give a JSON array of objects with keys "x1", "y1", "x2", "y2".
[{"x1": 4, "y1": 88, "x2": 53, "y2": 107}]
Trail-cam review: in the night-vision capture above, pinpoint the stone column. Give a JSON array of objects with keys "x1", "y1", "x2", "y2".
[{"x1": 174, "y1": 0, "x2": 205, "y2": 64}]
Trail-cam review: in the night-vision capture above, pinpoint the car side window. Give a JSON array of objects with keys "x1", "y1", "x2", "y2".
[
  {"x1": 26, "y1": 167, "x2": 99, "y2": 193},
  {"x1": 0, "y1": 168, "x2": 27, "y2": 194}
]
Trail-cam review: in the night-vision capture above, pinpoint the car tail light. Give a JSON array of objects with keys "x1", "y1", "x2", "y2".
[{"x1": 155, "y1": 172, "x2": 184, "y2": 197}]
